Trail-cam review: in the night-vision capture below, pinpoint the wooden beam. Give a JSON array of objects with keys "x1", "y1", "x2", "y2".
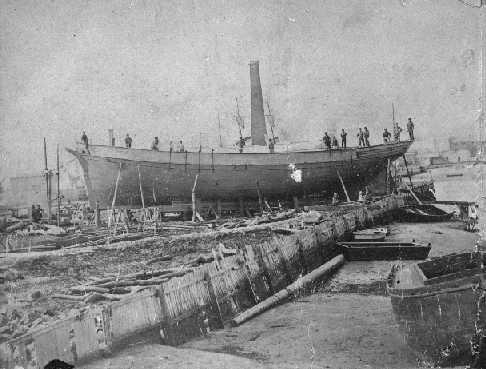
[
  {"x1": 336, "y1": 169, "x2": 351, "y2": 202},
  {"x1": 108, "y1": 163, "x2": 122, "y2": 228}
]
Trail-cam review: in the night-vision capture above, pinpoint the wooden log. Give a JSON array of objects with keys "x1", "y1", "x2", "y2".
[
  {"x1": 231, "y1": 254, "x2": 344, "y2": 326},
  {"x1": 146, "y1": 255, "x2": 173, "y2": 265},
  {"x1": 89, "y1": 276, "x2": 117, "y2": 285},
  {"x1": 84, "y1": 292, "x2": 121, "y2": 303},
  {"x1": 70, "y1": 286, "x2": 110, "y2": 295},
  {"x1": 110, "y1": 287, "x2": 131, "y2": 294},
  {"x1": 51, "y1": 293, "x2": 85, "y2": 301}
]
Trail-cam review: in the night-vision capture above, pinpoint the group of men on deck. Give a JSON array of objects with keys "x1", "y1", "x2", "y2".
[
  {"x1": 80, "y1": 118, "x2": 416, "y2": 154},
  {"x1": 81, "y1": 132, "x2": 186, "y2": 152},
  {"x1": 321, "y1": 117, "x2": 415, "y2": 150}
]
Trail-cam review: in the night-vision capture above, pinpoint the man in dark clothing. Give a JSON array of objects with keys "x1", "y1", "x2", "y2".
[
  {"x1": 407, "y1": 118, "x2": 415, "y2": 140},
  {"x1": 383, "y1": 128, "x2": 391, "y2": 143},
  {"x1": 125, "y1": 134, "x2": 133, "y2": 148},
  {"x1": 151, "y1": 137, "x2": 159, "y2": 151},
  {"x1": 357, "y1": 128, "x2": 365, "y2": 147},
  {"x1": 268, "y1": 138, "x2": 275, "y2": 153},
  {"x1": 341, "y1": 129, "x2": 347, "y2": 148},
  {"x1": 363, "y1": 127, "x2": 370, "y2": 146},
  {"x1": 238, "y1": 137, "x2": 245, "y2": 153},
  {"x1": 323, "y1": 132, "x2": 331, "y2": 150},
  {"x1": 81, "y1": 131, "x2": 88, "y2": 150}
]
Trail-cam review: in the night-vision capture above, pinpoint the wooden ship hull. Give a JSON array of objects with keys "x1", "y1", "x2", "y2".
[
  {"x1": 339, "y1": 241, "x2": 430, "y2": 261},
  {"x1": 387, "y1": 252, "x2": 486, "y2": 366},
  {"x1": 66, "y1": 141, "x2": 412, "y2": 208},
  {"x1": 398, "y1": 205, "x2": 454, "y2": 223}
]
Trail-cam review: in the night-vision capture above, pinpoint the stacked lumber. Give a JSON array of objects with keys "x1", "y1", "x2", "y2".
[{"x1": 54, "y1": 267, "x2": 193, "y2": 304}]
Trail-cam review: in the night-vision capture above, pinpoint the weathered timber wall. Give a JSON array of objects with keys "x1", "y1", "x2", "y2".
[{"x1": 0, "y1": 195, "x2": 404, "y2": 369}]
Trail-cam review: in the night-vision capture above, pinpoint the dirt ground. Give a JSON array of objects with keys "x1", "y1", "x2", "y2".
[{"x1": 83, "y1": 221, "x2": 477, "y2": 369}]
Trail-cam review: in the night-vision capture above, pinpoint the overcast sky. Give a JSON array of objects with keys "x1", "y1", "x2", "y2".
[{"x1": 0, "y1": 0, "x2": 483, "y2": 179}]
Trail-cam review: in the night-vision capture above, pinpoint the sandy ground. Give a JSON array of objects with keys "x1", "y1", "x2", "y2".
[{"x1": 83, "y1": 221, "x2": 477, "y2": 369}]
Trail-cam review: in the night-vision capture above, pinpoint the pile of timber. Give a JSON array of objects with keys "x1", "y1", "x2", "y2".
[
  {"x1": 219, "y1": 210, "x2": 296, "y2": 229},
  {"x1": 54, "y1": 267, "x2": 193, "y2": 304}
]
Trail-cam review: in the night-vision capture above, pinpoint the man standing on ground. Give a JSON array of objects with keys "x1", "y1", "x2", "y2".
[
  {"x1": 341, "y1": 129, "x2": 347, "y2": 148},
  {"x1": 407, "y1": 118, "x2": 415, "y2": 140},
  {"x1": 125, "y1": 134, "x2": 133, "y2": 148},
  {"x1": 178, "y1": 140, "x2": 185, "y2": 152},
  {"x1": 363, "y1": 127, "x2": 370, "y2": 146}
]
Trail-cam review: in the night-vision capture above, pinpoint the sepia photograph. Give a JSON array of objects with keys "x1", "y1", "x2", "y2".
[{"x1": 0, "y1": 0, "x2": 485, "y2": 368}]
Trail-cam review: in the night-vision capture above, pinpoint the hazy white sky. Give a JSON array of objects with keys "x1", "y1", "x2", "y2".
[{"x1": 0, "y1": 0, "x2": 483, "y2": 179}]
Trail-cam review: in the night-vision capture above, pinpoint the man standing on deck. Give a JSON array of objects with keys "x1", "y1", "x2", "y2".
[
  {"x1": 81, "y1": 131, "x2": 88, "y2": 150},
  {"x1": 151, "y1": 137, "x2": 159, "y2": 151},
  {"x1": 331, "y1": 136, "x2": 339, "y2": 149},
  {"x1": 357, "y1": 128, "x2": 364, "y2": 147},
  {"x1": 125, "y1": 134, "x2": 133, "y2": 148},
  {"x1": 341, "y1": 129, "x2": 347, "y2": 148},
  {"x1": 177, "y1": 140, "x2": 185, "y2": 152},
  {"x1": 383, "y1": 128, "x2": 391, "y2": 143},
  {"x1": 393, "y1": 122, "x2": 403, "y2": 142},
  {"x1": 407, "y1": 118, "x2": 415, "y2": 140},
  {"x1": 268, "y1": 138, "x2": 275, "y2": 153},
  {"x1": 363, "y1": 127, "x2": 370, "y2": 146},
  {"x1": 323, "y1": 132, "x2": 331, "y2": 150}
]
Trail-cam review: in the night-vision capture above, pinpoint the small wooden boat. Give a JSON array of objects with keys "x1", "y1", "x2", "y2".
[
  {"x1": 352, "y1": 227, "x2": 388, "y2": 242},
  {"x1": 398, "y1": 204, "x2": 454, "y2": 223},
  {"x1": 338, "y1": 241, "x2": 431, "y2": 261},
  {"x1": 387, "y1": 252, "x2": 486, "y2": 366}
]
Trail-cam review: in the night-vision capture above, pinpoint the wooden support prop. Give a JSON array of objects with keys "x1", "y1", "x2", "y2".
[
  {"x1": 43, "y1": 138, "x2": 52, "y2": 222},
  {"x1": 231, "y1": 254, "x2": 344, "y2": 326},
  {"x1": 386, "y1": 158, "x2": 391, "y2": 195},
  {"x1": 95, "y1": 201, "x2": 101, "y2": 228},
  {"x1": 401, "y1": 154, "x2": 414, "y2": 189},
  {"x1": 256, "y1": 180, "x2": 264, "y2": 215},
  {"x1": 239, "y1": 198, "x2": 245, "y2": 217},
  {"x1": 293, "y1": 196, "x2": 299, "y2": 210},
  {"x1": 408, "y1": 188, "x2": 423, "y2": 205},
  {"x1": 216, "y1": 199, "x2": 222, "y2": 217},
  {"x1": 108, "y1": 163, "x2": 122, "y2": 229},
  {"x1": 336, "y1": 169, "x2": 351, "y2": 202},
  {"x1": 56, "y1": 144, "x2": 61, "y2": 227},
  {"x1": 137, "y1": 165, "x2": 145, "y2": 209},
  {"x1": 191, "y1": 174, "x2": 204, "y2": 222}
]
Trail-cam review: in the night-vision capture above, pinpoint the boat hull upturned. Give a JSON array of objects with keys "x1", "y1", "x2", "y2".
[
  {"x1": 338, "y1": 241, "x2": 430, "y2": 260},
  {"x1": 388, "y1": 252, "x2": 486, "y2": 366},
  {"x1": 66, "y1": 141, "x2": 412, "y2": 208}
]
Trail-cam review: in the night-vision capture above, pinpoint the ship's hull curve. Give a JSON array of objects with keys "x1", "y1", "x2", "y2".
[{"x1": 67, "y1": 141, "x2": 412, "y2": 208}]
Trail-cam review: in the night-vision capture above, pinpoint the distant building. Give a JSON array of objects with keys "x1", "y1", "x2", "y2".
[
  {"x1": 448, "y1": 137, "x2": 486, "y2": 157},
  {"x1": 6, "y1": 174, "x2": 86, "y2": 210}
]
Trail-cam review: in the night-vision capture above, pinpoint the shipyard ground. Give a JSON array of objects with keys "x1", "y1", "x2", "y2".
[{"x1": 82, "y1": 221, "x2": 477, "y2": 369}]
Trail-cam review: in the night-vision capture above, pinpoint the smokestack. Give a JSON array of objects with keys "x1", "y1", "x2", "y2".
[{"x1": 250, "y1": 60, "x2": 267, "y2": 146}]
